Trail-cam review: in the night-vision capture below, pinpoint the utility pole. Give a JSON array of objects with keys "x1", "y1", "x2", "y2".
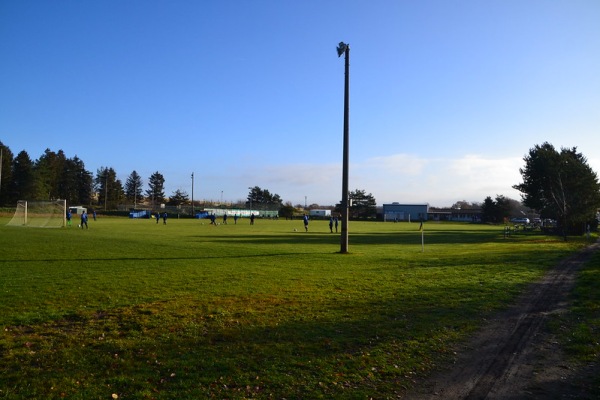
[
  {"x1": 104, "y1": 169, "x2": 108, "y2": 211},
  {"x1": 337, "y1": 42, "x2": 350, "y2": 253},
  {"x1": 191, "y1": 173, "x2": 195, "y2": 216}
]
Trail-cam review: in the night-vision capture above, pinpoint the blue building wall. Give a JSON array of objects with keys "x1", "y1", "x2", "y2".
[{"x1": 382, "y1": 203, "x2": 429, "y2": 221}]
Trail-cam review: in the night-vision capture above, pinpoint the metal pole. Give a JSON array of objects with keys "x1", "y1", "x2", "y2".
[
  {"x1": 339, "y1": 43, "x2": 350, "y2": 253},
  {"x1": 104, "y1": 170, "x2": 108, "y2": 211},
  {"x1": 191, "y1": 173, "x2": 195, "y2": 216}
]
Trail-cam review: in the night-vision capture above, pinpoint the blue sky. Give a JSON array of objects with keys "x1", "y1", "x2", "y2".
[{"x1": 1, "y1": 1, "x2": 599, "y2": 207}]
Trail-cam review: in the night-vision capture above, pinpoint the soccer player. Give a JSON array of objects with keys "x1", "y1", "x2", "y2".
[{"x1": 80, "y1": 211, "x2": 88, "y2": 229}]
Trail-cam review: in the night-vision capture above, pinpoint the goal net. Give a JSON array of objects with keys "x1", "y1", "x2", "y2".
[{"x1": 6, "y1": 200, "x2": 66, "y2": 228}]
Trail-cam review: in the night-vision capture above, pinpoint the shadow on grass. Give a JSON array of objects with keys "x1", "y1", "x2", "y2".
[
  {"x1": 0, "y1": 279, "x2": 516, "y2": 398},
  {"x1": 189, "y1": 228, "x2": 506, "y2": 246},
  {"x1": 0, "y1": 230, "x2": 568, "y2": 265},
  {"x1": 7, "y1": 234, "x2": 590, "y2": 400},
  {"x1": 2, "y1": 240, "x2": 590, "y2": 398},
  {"x1": 0, "y1": 252, "x2": 321, "y2": 263}
]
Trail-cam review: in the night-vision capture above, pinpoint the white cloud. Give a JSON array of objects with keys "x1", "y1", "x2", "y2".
[
  {"x1": 348, "y1": 153, "x2": 524, "y2": 206},
  {"x1": 177, "y1": 153, "x2": 529, "y2": 207}
]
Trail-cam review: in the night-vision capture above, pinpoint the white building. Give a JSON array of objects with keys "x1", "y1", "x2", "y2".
[{"x1": 309, "y1": 209, "x2": 332, "y2": 218}]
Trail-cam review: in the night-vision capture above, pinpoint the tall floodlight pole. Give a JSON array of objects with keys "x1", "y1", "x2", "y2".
[
  {"x1": 191, "y1": 173, "x2": 195, "y2": 216},
  {"x1": 337, "y1": 42, "x2": 350, "y2": 253}
]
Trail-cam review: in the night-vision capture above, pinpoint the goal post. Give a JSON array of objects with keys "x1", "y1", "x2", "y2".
[{"x1": 6, "y1": 199, "x2": 67, "y2": 228}]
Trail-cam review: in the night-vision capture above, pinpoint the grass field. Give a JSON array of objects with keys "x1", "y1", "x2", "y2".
[{"x1": 0, "y1": 216, "x2": 595, "y2": 399}]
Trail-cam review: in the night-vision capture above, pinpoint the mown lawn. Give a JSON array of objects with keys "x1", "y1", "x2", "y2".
[{"x1": 0, "y1": 216, "x2": 592, "y2": 399}]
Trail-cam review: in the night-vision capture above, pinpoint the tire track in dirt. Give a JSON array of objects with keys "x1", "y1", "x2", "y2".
[{"x1": 407, "y1": 240, "x2": 600, "y2": 399}]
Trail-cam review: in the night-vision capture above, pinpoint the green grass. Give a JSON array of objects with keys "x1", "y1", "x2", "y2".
[
  {"x1": 548, "y1": 247, "x2": 600, "y2": 396},
  {"x1": 0, "y1": 217, "x2": 593, "y2": 399}
]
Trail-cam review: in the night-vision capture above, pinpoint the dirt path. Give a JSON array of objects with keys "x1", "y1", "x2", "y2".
[{"x1": 405, "y1": 240, "x2": 600, "y2": 399}]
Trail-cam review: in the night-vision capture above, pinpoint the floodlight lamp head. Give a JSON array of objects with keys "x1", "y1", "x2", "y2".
[{"x1": 337, "y1": 42, "x2": 348, "y2": 57}]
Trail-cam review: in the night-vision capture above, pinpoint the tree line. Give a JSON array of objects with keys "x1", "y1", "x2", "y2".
[
  {"x1": 0, "y1": 143, "x2": 302, "y2": 211},
  {"x1": 0, "y1": 142, "x2": 381, "y2": 216},
  {"x1": 4, "y1": 141, "x2": 595, "y2": 233},
  {"x1": 0, "y1": 143, "x2": 170, "y2": 209}
]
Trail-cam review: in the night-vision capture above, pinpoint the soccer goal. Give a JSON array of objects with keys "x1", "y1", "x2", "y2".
[{"x1": 6, "y1": 200, "x2": 67, "y2": 228}]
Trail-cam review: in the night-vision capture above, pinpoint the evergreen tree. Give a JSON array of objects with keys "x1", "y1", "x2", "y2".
[
  {"x1": 57, "y1": 156, "x2": 79, "y2": 204},
  {"x1": 125, "y1": 171, "x2": 144, "y2": 205},
  {"x1": 9, "y1": 151, "x2": 37, "y2": 202},
  {"x1": 0, "y1": 142, "x2": 14, "y2": 206},
  {"x1": 279, "y1": 201, "x2": 296, "y2": 219},
  {"x1": 481, "y1": 195, "x2": 512, "y2": 223},
  {"x1": 481, "y1": 196, "x2": 497, "y2": 223},
  {"x1": 95, "y1": 167, "x2": 124, "y2": 210},
  {"x1": 495, "y1": 195, "x2": 512, "y2": 222},
  {"x1": 336, "y1": 189, "x2": 377, "y2": 219},
  {"x1": 71, "y1": 156, "x2": 93, "y2": 205},
  {"x1": 0, "y1": 145, "x2": 92, "y2": 206},
  {"x1": 146, "y1": 171, "x2": 165, "y2": 206},
  {"x1": 246, "y1": 186, "x2": 283, "y2": 209},
  {"x1": 35, "y1": 149, "x2": 67, "y2": 200},
  {"x1": 514, "y1": 142, "x2": 600, "y2": 235},
  {"x1": 167, "y1": 189, "x2": 189, "y2": 206}
]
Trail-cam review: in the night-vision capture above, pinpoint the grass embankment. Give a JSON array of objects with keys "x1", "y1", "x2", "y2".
[{"x1": 0, "y1": 217, "x2": 593, "y2": 399}]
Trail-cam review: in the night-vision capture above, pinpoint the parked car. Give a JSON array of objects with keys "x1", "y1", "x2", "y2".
[{"x1": 510, "y1": 217, "x2": 530, "y2": 224}]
